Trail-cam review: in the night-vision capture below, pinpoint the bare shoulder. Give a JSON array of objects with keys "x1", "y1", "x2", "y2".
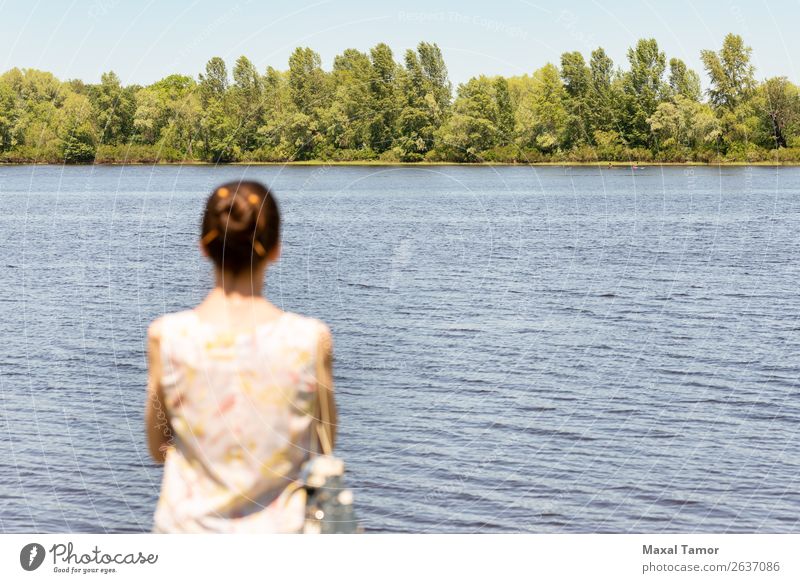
[
  {"x1": 148, "y1": 310, "x2": 194, "y2": 342},
  {"x1": 283, "y1": 311, "x2": 329, "y2": 335},
  {"x1": 287, "y1": 313, "x2": 332, "y2": 352},
  {"x1": 316, "y1": 320, "x2": 332, "y2": 348},
  {"x1": 147, "y1": 316, "x2": 166, "y2": 341}
]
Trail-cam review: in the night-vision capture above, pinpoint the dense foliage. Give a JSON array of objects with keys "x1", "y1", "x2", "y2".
[{"x1": 1, "y1": 35, "x2": 798, "y2": 164}]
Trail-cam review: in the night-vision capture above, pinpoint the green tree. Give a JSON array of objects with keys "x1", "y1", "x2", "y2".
[
  {"x1": 199, "y1": 57, "x2": 228, "y2": 100},
  {"x1": 254, "y1": 66, "x2": 293, "y2": 159},
  {"x1": 58, "y1": 92, "x2": 97, "y2": 163},
  {"x1": 133, "y1": 74, "x2": 199, "y2": 157},
  {"x1": 587, "y1": 47, "x2": 618, "y2": 135},
  {"x1": 288, "y1": 47, "x2": 327, "y2": 114},
  {"x1": 328, "y1": 48, "x2": 374, "y2": 153},
  {"x1": 90, "y1": 71, "x2": 135, "y2": 144},
  {"x1": 0, "y1": 68, "x2": 66, "y2": 159},
  {"x1": 417, "y1": 42, "x2": 451, "y2": 112},
  {"x1": 752, "y1": 77, "x2": 800, "y2": 148},
  {"x1": 231, "y1": 56, "x2": 264, "y2": 152},
  {"x1": 668, "y1": 58, "x2": 701, "y2": 101},
  {"x1": 198, "y1": 57, "x2": 238, "y2": 162},
  {"x1": 515, "y1": 64, "x2": 569, "y2": 153},
  {"x1": 1, "y1": 36, "x2": 800, "y2": 164},
  {"x1": 622, "y1": 38, "x2": 667, "y2": 147},
  {"x1": 648, "y1": 95, "x2": 720, "y2": 158},
  {"x1": 368, "y1": 43, "x2": 400, "y2": 152},
  {"x1": 396, "y1": 42, "x2": 452, "y2": 160},
  {"x1": 286, "y1": 47, "x2": 328, "y2": 158},
  {"x1": 493, "y1": 77, "x2": 514, "y2": 144},
  {"x1": 435, "y1": 75, "x2": 503, "y2": 160},
  {"x1": 0, "y1": 77, "x2": 17, "y2": 151},
  {"x1": 701, "y1": 33, "x2": 755, "y2": 110},
  {"x1": 560, "y1": 51, "x2": 592, "y2": 145},
  {"x1": 718, "y1": 104, "x2": 761, "y2": 157}
]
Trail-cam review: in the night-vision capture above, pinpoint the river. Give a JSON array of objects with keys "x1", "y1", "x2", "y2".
[{"x1": 1, "y1": 164, "x2": 798, "y2": 532}]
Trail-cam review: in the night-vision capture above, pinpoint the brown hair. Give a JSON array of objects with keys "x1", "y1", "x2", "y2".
[{"x1": 200, "y1": 181, "x2": 280, "y2": 273}]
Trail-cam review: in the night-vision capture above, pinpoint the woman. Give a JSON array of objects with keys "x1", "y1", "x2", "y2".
[{"x1": 145, "y1": 180, "x2": 336, "y2": 533}]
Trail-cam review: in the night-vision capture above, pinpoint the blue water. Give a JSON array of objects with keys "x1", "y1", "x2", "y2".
[{"x1": 1, "y1": 164, "x2": 798, "y2": 533}]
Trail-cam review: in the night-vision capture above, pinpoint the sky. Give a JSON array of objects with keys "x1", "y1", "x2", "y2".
[{"x1": 1, "y1": 0, "x2": 798, "y2": 88}]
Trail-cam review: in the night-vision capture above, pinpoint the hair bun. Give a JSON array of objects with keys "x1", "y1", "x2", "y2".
[
  {"x1": 200, "y1": 181, "x2": 280, "y2": 273},
  {"x1": 214, "y1": 195, "x2": 256, "y2": 240}
]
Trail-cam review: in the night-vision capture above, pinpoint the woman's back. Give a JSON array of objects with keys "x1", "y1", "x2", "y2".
[{"x1": 152, "y1": 308, "x2": 328, "y2": 533}]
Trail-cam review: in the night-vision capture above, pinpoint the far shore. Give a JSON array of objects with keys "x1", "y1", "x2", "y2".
[{"x1": 2, "y1": 160, "x2": 800, "y2": 168}]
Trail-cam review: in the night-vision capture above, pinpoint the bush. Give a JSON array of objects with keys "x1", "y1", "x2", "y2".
[
  {"x1": 653, "y1": 147, "x2": 692, "y2": 163},
  {"x1": 723, "y1": 143, "x2": 768, "y2": 163},
  {"x1": 0, "y1": 148, "x2": 40, "y2": 163},
  {"x1": 61, "y1": 126, "x2": 96, "y2": 163},
  {"x1": 94, "y1": 144, "x2": 190, "y2": 164},
  {"x1": 0, "y1": 143, "x2": 62, "y2": 163},
  {"x1": 565, "y1": 145, "x2": 601, "y2": 163},
  {"x1": 770, "y1": 148, "x2": 800, "y2": 163},
  {"x1": 378, "y1": 148, "x2": 403, "y2": 163},
  {"x1": 480, "y1": 144, "x2": 523, "y2": 163},
  {"x1": 425, "y1": 147, "x2": 472, "y2": 162},
  {"x1": 424, "y1": 149, "x2": 448, "y2": 162},
  {"x1": 516, "y1": 148, "x2": 546, "y2": 164},
  {"x1": 399, "y1": 151, "x2": 424, "y2": 163},
  {"x1": 240, "y1": 146, "x2": 291, "y2": 163},
  {"x1": 623, "y1": 147, "x2": 653, "y2": 163},
  {"x1": 328, "y1": 148, "x2": 378, "y2": 162}
]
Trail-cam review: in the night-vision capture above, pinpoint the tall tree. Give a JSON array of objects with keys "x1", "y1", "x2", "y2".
[
  {"x1": 668, "y1": 58, "x2": 701, "y2": 101},
  {"x1": 396, "y1": 42, "x2": 452, "y2": 160},
  {"x1": 493, "y1": 76, "x2": 514, "y2": 144},
  {"x1": 198, "y1": 57, "x2": 229, "y2": 102},
  {"x1": 90, "y1": 71, "x2": 135, "y2": 144},
  {"x1": 700, "y1": 33, "x2": 756, "y2": 110},
  {"x1": 648, "y1": 95, "x2": 720, "y2": 157},
  {"x1": 329, "y1": 48, "x2": 374, "y2": 151},
  {"x1": 587, "y1": 47, "x2": 617, "y2": 135},
  {"x1": 515, "y1": 64, "x2": 569, "y2": 153},
  {"x1": 0, "y1": 76, "x2": 18, "y2": 151},
  {"x1": 368, "y1": 43, "x2": 400, "y2": 152},
  {"x1": 416, "y1": 42, "x2": 451, "y2": 112},
  {"x1": 198, "y1": 57, "x2": 237, "y2": 161},
  {"x1": 286, "y1": 47, "x2": 328, "y2": 158},
  {"x1": 754, "y1": 77, "x2": 799, "y2": 148},
  {"x1": 256, "y1": 66, "x2": 293, "y2": 158},
  {"x1": 0, "y1": 68, "x2": 66, "y2": 159},
  {"x1": 231, "y1": 56, "x2": 264, "y2": 152},
  {"x1": 132, "y1": 74, "x2": 198, "y2": 157},
  {"x1": 435, "y1": 75, "x2": 505, "y2": 160},
  {"x1": 288, "y1": 47, "x2": 326, "y2": 114},
  {"x1": 58, "y1": 92, "x2": 97, "y2": 163},
  {"x1": 560, "y1": 51, "x2": 592, "y2": 145},
  {"x1": 622, "y1": 38, "x2": 667, "y2": 146}
]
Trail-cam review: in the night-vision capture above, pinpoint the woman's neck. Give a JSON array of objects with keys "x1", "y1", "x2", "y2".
[{"x1": 213, "y1": 266, "x2": 266, "y2": 298}]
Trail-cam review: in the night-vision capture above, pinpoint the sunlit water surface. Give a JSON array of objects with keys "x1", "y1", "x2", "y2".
[{"x1": 1, "y1": 164, "x2": 798, "y2": 532}]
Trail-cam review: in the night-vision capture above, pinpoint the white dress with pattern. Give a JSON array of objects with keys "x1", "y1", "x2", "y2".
[{"x1": 152, "y1": 310, "x2": 326, "y2": 533}]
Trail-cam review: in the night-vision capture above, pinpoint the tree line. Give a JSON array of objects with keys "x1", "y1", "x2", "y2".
[{"x1": 0, "y1": 34, "x2": 798, "y2": 164}]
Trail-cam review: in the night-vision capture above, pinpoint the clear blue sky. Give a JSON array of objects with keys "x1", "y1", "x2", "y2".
[{"x1": 1, "y1": 0, "x2": 798, "y2": 88}]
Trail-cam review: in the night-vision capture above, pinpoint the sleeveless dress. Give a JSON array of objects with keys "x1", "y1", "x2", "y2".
[{"x1": 152, "y1": 309, "x2": 328, "y2": 533}]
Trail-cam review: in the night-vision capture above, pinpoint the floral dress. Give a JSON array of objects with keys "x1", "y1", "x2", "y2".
[{"x1": 152, "y1": 310, "x2": 327, "y2": 533}]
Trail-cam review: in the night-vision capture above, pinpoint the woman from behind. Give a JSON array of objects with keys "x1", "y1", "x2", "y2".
[{"x1": 145, "y1": 180, "x2": 336, "y2": 533}]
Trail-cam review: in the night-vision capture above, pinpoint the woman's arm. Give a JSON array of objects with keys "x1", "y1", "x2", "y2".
[
  {"x1": 315, "y1": 325, "x2": 337, "y2": 452},
  {"x1": 145, "y1": 320, "x2": 173, "y2": 464}
]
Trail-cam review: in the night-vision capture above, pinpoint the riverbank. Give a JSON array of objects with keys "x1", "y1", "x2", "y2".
[{"x1": 3, "y1": 160, "x2": 800, "y2": 167}]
